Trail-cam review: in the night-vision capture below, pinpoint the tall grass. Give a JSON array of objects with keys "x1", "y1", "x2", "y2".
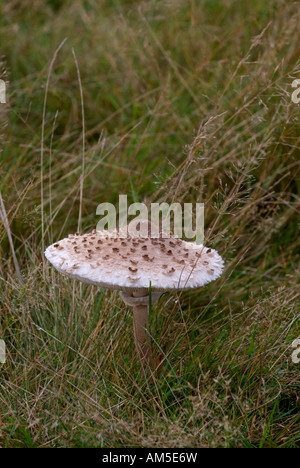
[{"x1": 0, "y1": 0, "x2": 299, "y2": 447}]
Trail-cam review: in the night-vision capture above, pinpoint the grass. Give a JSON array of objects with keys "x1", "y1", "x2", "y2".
[{"x1": 0, "y1": 0, "x2": 299, "y2": 448}]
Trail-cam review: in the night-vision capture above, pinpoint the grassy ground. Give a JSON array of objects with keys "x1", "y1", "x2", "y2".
[{"x1": 0, "y1": 0, "x2": 299, "y2": 448}]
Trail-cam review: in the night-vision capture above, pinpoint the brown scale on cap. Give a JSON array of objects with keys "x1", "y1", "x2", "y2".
[
  {"x1": 142, "y1": 254, "x2": 154, "y2": 262},
  {"x1": 128, "y1": 267, "x2": 138, "y2": 273},
  {"x1": 127, "y1": 276, "x2": 141, "y2": 282},
  {"x1": 175, "y1": 259, "x2": 185, "y2": 265},
  {"x1": 163, "y1": 267, "x2": 175, "y2": 276},
  {"x1": 130, "y1": 260, "x2": 138, "y2": 265}
]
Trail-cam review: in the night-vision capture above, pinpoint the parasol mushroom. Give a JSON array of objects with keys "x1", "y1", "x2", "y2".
[{"x1": 45, "y1": 220, "x2": 224, "y2": 366}]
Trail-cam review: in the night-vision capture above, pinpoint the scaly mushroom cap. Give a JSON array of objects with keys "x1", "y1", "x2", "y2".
[{"x1": 45, "y1": 222, "x2": 224, "y2": 292}]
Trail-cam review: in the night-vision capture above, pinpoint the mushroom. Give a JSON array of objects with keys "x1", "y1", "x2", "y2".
[{"x1": 45, "y1": 220, "x2": 224, "y2": 367}]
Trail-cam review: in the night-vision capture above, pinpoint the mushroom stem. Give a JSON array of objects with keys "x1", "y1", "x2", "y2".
[
  {"x1": 132, "y1": 291, "x2": 151, "y2": 364},
  {"x1": 120, "y1": 290, "x2": 162, "y2": 367}
]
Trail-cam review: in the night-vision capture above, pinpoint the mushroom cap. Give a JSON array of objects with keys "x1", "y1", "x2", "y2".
[{"x1": 45, "y1": 222, "x2": 224, "y2": 292}]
